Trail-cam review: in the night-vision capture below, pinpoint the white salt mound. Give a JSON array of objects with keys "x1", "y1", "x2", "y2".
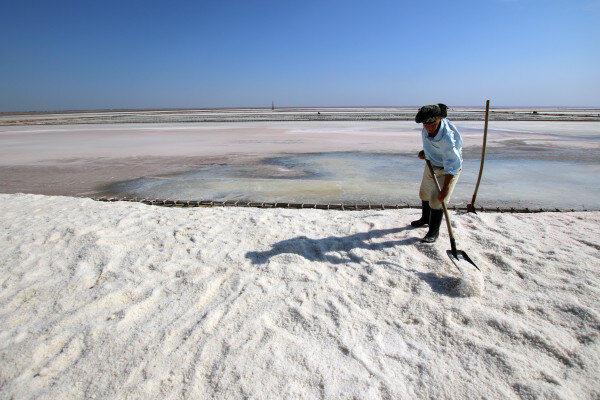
[
  {"x1": 454, "y1": 263, "x2": 485, "y2": 297},
  {"x1": 1, "y1": 194, "x2": 599, "y2": 399}
]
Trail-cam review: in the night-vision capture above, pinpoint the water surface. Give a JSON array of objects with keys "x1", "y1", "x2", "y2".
[{"x1": 111, "y1": 152, "x2": 600, "y2": 210}]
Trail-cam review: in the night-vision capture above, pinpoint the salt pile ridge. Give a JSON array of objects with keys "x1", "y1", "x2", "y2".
[{"x1": 1, "y1": 194, "x2": 599, "y2": 399}]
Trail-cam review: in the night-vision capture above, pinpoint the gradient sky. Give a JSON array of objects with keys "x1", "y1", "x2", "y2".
[{"x1": 1, "y1": 0, "x2": 599, "y2": 111}]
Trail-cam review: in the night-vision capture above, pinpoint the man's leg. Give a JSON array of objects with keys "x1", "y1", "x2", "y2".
[
  {"x1": 422, "y1": 168, "x2": 461, "y2": 243},
  {"x1": 411, "y1": 200, "x2": 430, "y2": 227},
  {"x1": 412, "y1": 167, "x2": 434, "y2": 227}
]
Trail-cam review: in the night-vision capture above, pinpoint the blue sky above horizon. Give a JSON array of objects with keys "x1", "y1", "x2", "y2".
[{"x1": 1, "y1": 0, "x2": 599, "y2": 112}]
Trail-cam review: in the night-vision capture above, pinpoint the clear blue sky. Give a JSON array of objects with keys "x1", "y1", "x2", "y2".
[{"x1": 1, "y1": 0, "x2": 598, "y2": 111}]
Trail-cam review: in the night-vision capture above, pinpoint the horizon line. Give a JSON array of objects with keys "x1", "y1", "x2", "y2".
[{"x1": 3, "y1": 105, "x2": 600, "y2": 115}]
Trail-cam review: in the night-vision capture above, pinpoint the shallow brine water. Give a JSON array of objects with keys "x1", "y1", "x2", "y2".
[
  {"x1": 111, "y1": 152, "x2": 600, "y2": 210},
  {"x1": 2, "y1": 120, "x2": 599, "y2": 210}
]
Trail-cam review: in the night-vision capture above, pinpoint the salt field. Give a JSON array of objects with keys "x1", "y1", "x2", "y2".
[
  {"x1": 3, "y1": 0, "x2": 599, "y2": 397},
  {"x1": 1, "y1": 117, "x2": 599, "y2": 209},
  {"x1": 1, "y1": 193, "x2": 599, "y2": 399}
]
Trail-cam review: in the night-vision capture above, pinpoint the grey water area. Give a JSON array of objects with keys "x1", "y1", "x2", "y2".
[{"x1": 109, "y1": 151, "x2": 600, "y2": 210}]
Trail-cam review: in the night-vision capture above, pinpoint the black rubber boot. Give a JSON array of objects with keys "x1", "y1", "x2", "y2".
[
  {"x1": 421, "y1": 209, "x2": 443, "y2": 243},
  {"x1": 411, "y1": 201, "x2": 430, "y2": 227}
]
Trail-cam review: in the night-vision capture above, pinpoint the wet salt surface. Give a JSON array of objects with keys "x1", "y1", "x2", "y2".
[
  {"x1": 1, "y1": 120, "x2": 599, "y2": 210},
  {"x1": 111, "y1": 152, "x2": 600, "y2": 209}
]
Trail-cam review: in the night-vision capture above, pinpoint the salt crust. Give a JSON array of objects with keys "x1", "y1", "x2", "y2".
[{"x1": 1, "y1": 194, "x2": 599, "y2": 399}]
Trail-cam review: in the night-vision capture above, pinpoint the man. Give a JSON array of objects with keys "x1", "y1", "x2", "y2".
[{"x1": 411, "y1": 103, "x2": 463, "y2": 243}]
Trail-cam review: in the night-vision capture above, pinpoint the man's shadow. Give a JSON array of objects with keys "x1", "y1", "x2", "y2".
[{"x1": 246, "y1": 226, "x2": 420, "y2": 265}]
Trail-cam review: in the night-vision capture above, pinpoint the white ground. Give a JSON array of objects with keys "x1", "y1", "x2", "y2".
[
  {"x1": 1, "y1": 194, "x2": 599, "y2": 399},
  {"x1": 0, "y1": 122, "x2": 423, "y2": 163},
  {"x1": 2, "y1": 120, "x2": 599, "y2": 164}
]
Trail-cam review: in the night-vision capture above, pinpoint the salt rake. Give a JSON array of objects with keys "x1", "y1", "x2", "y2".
[{"x1": 426, "y1": 160, "x2": 480, "y2": 271}]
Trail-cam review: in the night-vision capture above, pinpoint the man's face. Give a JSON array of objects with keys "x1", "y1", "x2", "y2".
[{"x1": 423, "y1": 120, "x2": 441, "y2": 135}]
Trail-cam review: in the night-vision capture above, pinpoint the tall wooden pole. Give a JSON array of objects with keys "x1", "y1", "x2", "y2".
[{"x1": 467, "y1": 100, "x2": 490, "y2": 213}]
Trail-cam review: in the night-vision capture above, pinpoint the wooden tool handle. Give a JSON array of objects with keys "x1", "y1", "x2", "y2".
[
  {"x1": 426, "y1": 160, "x2": 457, "y2": 255},
  {"x1": 468, "y1": 100, "x2": 490, "y2": 211}
]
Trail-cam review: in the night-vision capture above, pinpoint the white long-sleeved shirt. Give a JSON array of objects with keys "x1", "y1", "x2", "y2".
[{"x1": 422, "y1": 118, "x2": 463, "y2": 175}]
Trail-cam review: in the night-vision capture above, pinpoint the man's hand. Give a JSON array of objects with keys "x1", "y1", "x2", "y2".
[
  {"x1": 418, "y1": 150, "x2": 425, "y2": 159},
  {"x1": 437, "y1": 187, "x2": 450, "y2": 203}
]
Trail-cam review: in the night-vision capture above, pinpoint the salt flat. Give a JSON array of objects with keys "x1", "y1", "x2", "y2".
[
  {"x1": 1, "y1": 120, "x2": 599, "y2": 209},
  {"x1": 1, "y1": 113, "x2": 599, "y2": 398},
  {"x1": 0, "y1": 193, "x2": 599, "y2": 399}
]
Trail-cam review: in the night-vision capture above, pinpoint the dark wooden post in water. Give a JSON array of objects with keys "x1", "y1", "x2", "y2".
[
  {"x1": 272, "y1": 101, "x2": 274, "y2": 110},
  {"x1": 467, "y1": 100, "x2": 490, "y2": 213}
]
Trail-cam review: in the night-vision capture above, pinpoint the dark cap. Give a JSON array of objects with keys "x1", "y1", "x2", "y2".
[{"x1": 415, "y1": 103, "x2": 448, "y2": 124}]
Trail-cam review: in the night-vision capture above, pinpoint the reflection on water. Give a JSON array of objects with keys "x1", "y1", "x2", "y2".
[{"x1": 110, "y1": 152, "x2": 600, "y2": 210}]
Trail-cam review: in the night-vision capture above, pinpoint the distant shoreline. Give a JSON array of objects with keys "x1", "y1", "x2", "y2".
[{"x1": 1, "y1": 107, "x2": 599, "y2": 125}]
